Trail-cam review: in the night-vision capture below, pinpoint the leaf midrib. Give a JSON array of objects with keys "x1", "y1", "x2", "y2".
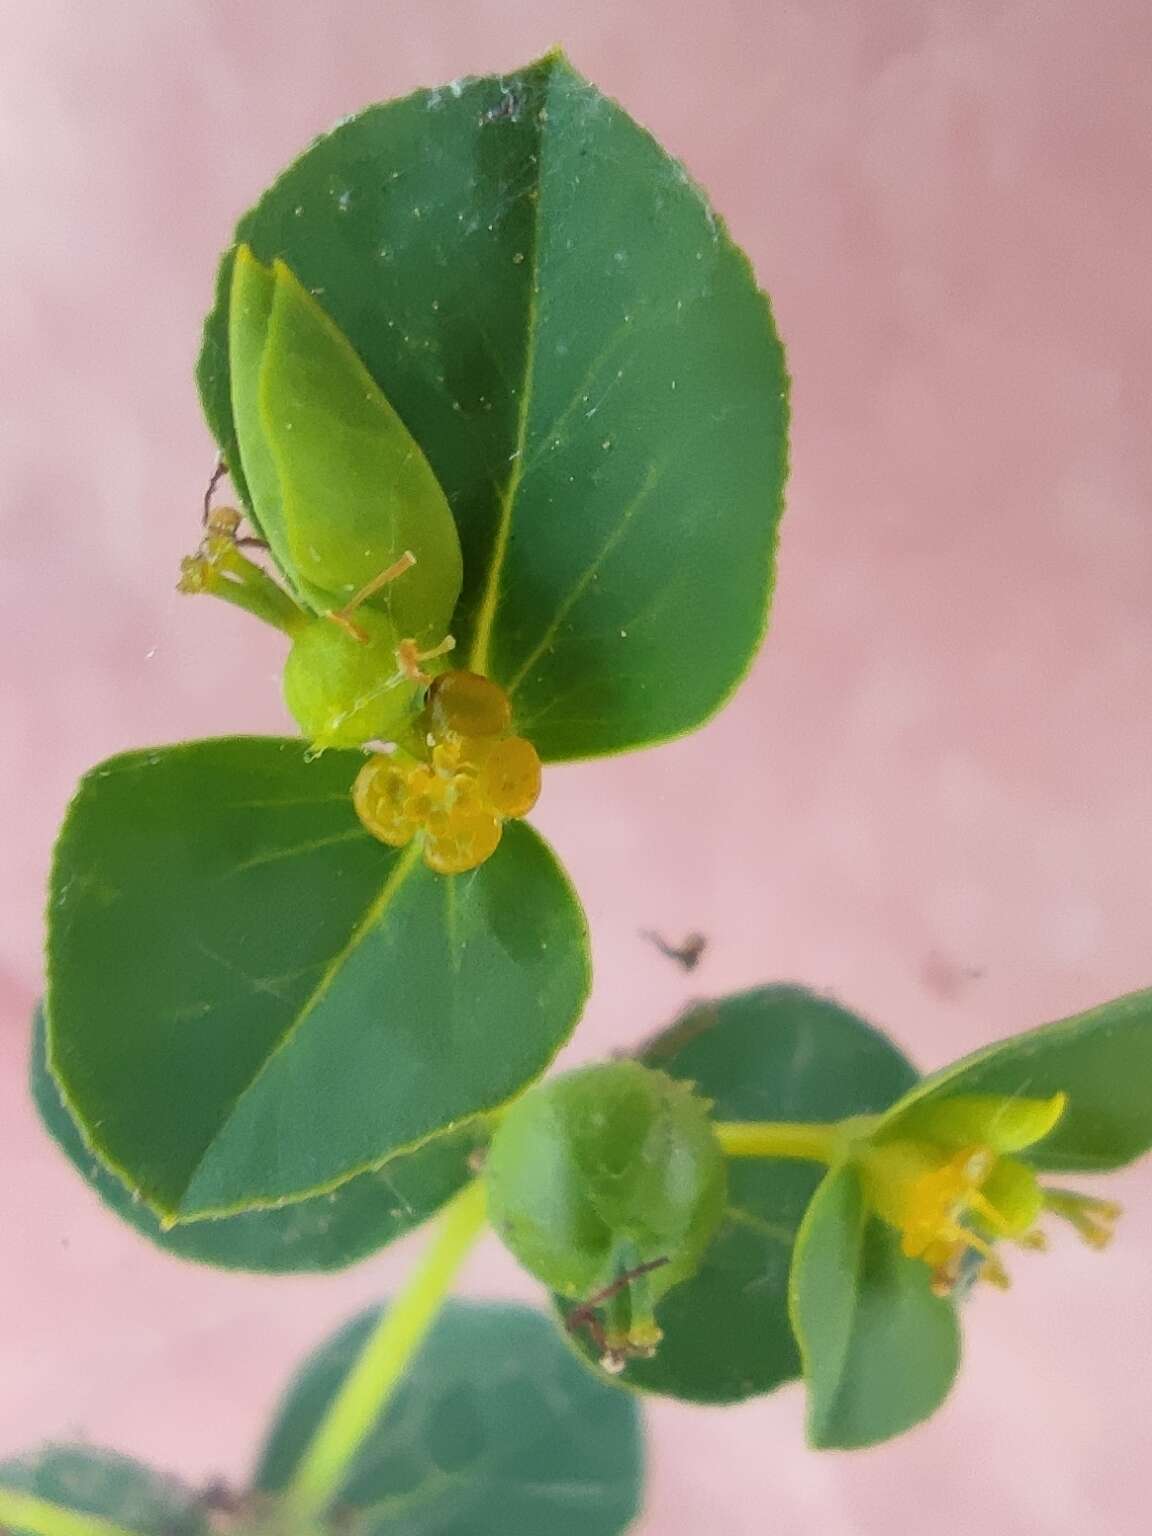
[
  {"x1": 465, "y1": 67, "x2": 554, "y2": 676},
  {"x1": 174, "y1": 839, "x2": 422, "y2": 1217}
]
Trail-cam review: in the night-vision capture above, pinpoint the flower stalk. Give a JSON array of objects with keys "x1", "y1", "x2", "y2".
[
  {"x1": 0, "y1": 1489, "x2": 148, "y2": 1536},
  {"x1": 283, "y1": 1178, "x2": 487, "y2": 1526},
  {"x1": 713, "y1": 1119, "x2": 866, "y2": 1164}
]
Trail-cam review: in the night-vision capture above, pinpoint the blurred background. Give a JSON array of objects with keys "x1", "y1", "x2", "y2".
[{"x1": 3, "y1": 2, "x2": 1150, "y2": 1531}]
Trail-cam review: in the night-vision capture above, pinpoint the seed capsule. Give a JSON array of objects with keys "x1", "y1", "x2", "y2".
[{"x1": 486, "y1": 1061, "x2": 727, "y2": 1361}]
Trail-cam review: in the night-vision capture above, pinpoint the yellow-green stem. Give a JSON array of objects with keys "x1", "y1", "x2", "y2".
[
  {"x1": 0, "y1": 1489, "x2": 147, "y2": 1536},
  {"x1": 285, "y1": 1178, "x2": 487, "y2": 1525},
  {"x1": 714, "y1": 1120, "x2": 847, "y2": 1163}
]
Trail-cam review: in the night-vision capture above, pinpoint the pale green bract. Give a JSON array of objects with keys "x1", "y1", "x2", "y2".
[{"x1": 229, "y1": 245, "x2": 463, "y2": 642}]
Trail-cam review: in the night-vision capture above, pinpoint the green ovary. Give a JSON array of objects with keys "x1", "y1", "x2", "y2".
[{"x1": 283, "y1": 610, "x2": 418, "y2": 749}]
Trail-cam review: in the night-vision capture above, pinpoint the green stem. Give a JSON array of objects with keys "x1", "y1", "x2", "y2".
[
  {"x1": 178, "y1": 538, "x2": 308, "y2": 636},
  {"x1": 0, "y1": 1489, "x2": 148, "y2": 1536},
  {"x1": 285, "y1": 1178, "x2": 487, "y2": 1525},
  {"x1": 714, "y1": 1120, "x2": 848, "y2": 1164}
]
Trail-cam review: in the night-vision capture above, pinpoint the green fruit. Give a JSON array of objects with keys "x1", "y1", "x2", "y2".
[
  {"x1": 282, "y1": 610, "x2": 419, "y2": 749},
  {"x1": 486, "y1": 1062, "x2": 726, "y2": 1354}
]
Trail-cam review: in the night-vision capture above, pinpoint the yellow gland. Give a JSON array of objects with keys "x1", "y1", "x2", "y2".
[
  {"x1": 426, "y1": 668, "x2": 512, "y2": 738},
  {"x1": 353, "y1": 670, "x2": 541, "y2": 875}
]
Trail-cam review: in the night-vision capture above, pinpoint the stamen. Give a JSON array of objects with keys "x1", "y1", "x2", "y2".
[
  {"x1": 205, "y1": 505, "x2": 242, "y2": 538},
  {"x1": 959, "y1": 1228, "x2": 995, "y2": 1261},
  {"x1": 978, "y1": 1254, "x2": 1012, "y2": 1290},
  {"x1": 967, "y1": 1190, "x2": 1015, "y2": 1234},
  {"x1": 1044, "y1": 1190, "x2": 1122, "y2": 1249},
  {"x1": 930, "y1": 1258, "x2": 961, "y2": 1297}
]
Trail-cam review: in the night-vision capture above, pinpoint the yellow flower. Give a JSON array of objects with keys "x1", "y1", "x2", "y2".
[
  {"x1": 353, "y1": 670, "x2": 541, "y2": 874},
  {"x1": 860, "y1": 1092, "x2": 1121, "y2": 1295}
]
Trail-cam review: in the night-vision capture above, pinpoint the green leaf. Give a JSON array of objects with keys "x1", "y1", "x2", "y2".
[
  {"x1": 877, "y1": 988, "x2": 1152, "y2": 1173},
  {"x1": 229, "y1": 247, "x2": 462, "y2": 636},
  {"x1": 563, "y1": 986, "x2": 917, "y2": 1402},
  {"x1": 45, "y1": 739, "x2": 589, "y2": 1221},
  {"x1": 789, "y1": 1165, "x2": 961, "y2": 1449},
  {"x1": 29, "y1": 1007, "x2": 476, "y2": 1273},
  {"x1": 786, "y1": 1162, "x2": 864, "y2": 1427},
  {"x1": 255, "y1": 1301, "x2": 643, "y2": 1535},
  {"x1": 198, "y1": 53, "x2": 789, "y2": 762},
  {"x1": 0, "y1": 1446, "x2": 206, "y2": 1536}
]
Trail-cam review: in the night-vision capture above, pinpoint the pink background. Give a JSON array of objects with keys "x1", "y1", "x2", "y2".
[{"x1": 3, "y1": 2, "x2": 1151, "y2": 1531}]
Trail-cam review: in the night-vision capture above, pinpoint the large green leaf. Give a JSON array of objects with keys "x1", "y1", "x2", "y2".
[
  {"x1": 198, "y1": 53, "x2": 788, "y2": 762},
  {"x1": 789, "y1": 1165, "x2": 961, "y2": 1449},
  {"x1": 0, "y1": 1446, "x2": 206, "y2": 1536},
  {"x1": 877, "y1": 988, "x2": 1152, "y2": 1173},
  {"x1": 563, "y1": 986, "x2": 917, "y2": 1402},
  {"x1": 255, "y1": 1302, "x2": 643, "y2": 1535},
  {"x1": 45, "y1": 740, "x2": 589, "y2": 1222},
  {"x1": 29, "y1": 1007, "x2": 476, "y2": 1273},
  {"x1": 229, "y1": 247, "x2": 462, "y2": 634}
]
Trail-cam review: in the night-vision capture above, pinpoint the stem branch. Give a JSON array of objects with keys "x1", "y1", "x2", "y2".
[
  {"x1": 714, "y1": 1120, "x2": 849, "y2": 1164},
  {"x1": 285, "y1": 1178, "x2": 487, "y2": 1525}
]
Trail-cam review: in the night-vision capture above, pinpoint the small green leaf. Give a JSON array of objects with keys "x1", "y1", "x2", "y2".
[
  {"x1": 787, "y1": 1162, "x2": 865, "y2": 1425},
  {"x1": 198, "y1": 54, "x2": 789, "y2": 761},
  {"x1": 255, "y1": 1302, "x2": 643, "y2": 1535},
  {"x1": 229, "y1": 247, "x2": 462, "y2": 636},
  {"x1": 0, "y1": 1446, "x2": 206, "y2": 1536},
  {"x1": 46, "y1": 739, "x2": 589, "y2": 1221},
  {"x1": 29, "y1": 1007, "x2": 475, "y2": 1273},
  {"x1": 790, "y1": 1165, "x2": 961, "y2": 1449},
  {"x1": 563, "y1": 986, "x2": 917, "y2": 1402},
  {"x1": 877, "y1": 989, "x2": 1152, "y2": 1173}
]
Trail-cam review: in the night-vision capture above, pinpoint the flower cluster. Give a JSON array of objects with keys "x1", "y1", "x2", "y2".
[{"x1": 353, "y1": 669, "x2": 541, "y2": 874}]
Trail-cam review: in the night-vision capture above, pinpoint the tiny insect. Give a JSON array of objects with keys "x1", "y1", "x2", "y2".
[
  {"x1": 641, "y1": 929, "x2": 708, "y2": 972},
  {"x1": 482, "y1": 88, "x2": 524, "y2": 124}
]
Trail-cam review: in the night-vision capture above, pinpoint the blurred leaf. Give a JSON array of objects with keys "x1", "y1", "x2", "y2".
[
  {"x1": 29, "y1": 1007, "x2": 475, "y2": 1273},
  {"x1": 198, "y1": 53, "x2": 788, "y2": 761},
  {"x1": 256, "y1": 1301, "x2": 643, "y2": 1535},
  {"x1": 790, "y1": 1165, "x2": 961, "y2": 1449},
  {"x1": 229, "y1": 248, "x2": 461, "y2": 635},
  {"x1": 0, "y1": 1446, "x2": 205, "y2": 1536},
  {"x1": 46, "y1": 739, "x2": 589, "y2": 1221},
  {"x1": 786, "y1": 1162, "x2": 863, "y2": 1430},
  {"x1": 564, "y1": 986, "x2": 917, "y2": 1402},
  {"x1": 878, "y1": 988, "x2": 1152, "y2": 1172}
]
